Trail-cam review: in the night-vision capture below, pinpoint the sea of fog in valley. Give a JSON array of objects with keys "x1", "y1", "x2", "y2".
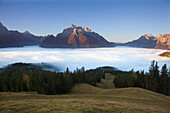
[{"x1": 0, "y1": 46, "x2": 169, "y2": 72}]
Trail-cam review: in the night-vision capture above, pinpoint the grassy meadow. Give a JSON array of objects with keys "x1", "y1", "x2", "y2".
[{"x1": 0, "y1": 73, "x2": 170, "y2": 113}]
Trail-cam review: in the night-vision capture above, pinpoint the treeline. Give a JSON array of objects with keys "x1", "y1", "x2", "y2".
[
  {"x1": 114, "y1": 61, "x2": 170, "y2": 96},
  {"x1": 97, "y1": 66, "x2": 123, "y2": 76},
  {"x1": 0, "y1": 63, "x2": 104, "y2": 95}
]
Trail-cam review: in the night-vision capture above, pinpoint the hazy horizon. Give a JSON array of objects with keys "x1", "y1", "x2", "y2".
[{"x1": 0, "y1": 0, "x2": 169, "y2": 42}]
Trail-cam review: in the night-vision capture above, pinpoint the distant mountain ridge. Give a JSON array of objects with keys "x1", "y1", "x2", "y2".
[
  {"x1": 0, "y1": 22, "x2": 43, "y2": 48},
  {"x1": 122, "y1": 33, "x2": 170, "y2": 50},
  {"x1": 40, "y1": 24, "x2": 113, "y2": 48},
  {"x1": 0, "y1": 22, "x2": 169, "y2": 50}
]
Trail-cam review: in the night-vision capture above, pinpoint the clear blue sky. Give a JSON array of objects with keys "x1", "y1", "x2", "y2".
[{"x1": 0, "y1": 0, "x2": 169, "y2": 42}]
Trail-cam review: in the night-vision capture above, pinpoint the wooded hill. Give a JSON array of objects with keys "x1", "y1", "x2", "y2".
[
  {"x1": 0, "y1": 63, "x2": 104, "y2": 95},
  {"x1": 0, "y1": 61, "x2": 169, "y2": 96}
]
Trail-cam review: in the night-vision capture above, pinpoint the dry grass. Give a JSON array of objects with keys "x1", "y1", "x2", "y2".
[
  {"x1": 97, "y1": 73, "x2": 115, "y2": 89},
  {"x1": 0, "y1": 83, "x2": 170, "y2": 113}
]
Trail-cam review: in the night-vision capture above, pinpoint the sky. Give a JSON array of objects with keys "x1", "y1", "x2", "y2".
[{"x1": 0, "y1": 0, "x2": 169, "y2": 42}]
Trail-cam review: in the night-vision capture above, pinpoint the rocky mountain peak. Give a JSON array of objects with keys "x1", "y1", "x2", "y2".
[
  {"x1": 156, "y1": 34, "x2": 162, "y2": 37},
  {"x1": 23, "y1": 31, "x2": 31, "y2": 34},
  {"x1": 63, "y1": 24, "x2": 92, "y2": 34},
  {"x1": 41, "y1": 25, "x2": 112, "y2": 48},
  {"x1": 162, "y1": 34, "x2": 170, "y2": 37},
  {"x1": 142, "y1": 33, "x2": 153, "y2": 37},
  {"x1": 67, "y1": 24, "x2": 79, "y2": 28},
  {"x1": 140, "y1": 33, "x2": 155, "y2": 40},
  {"x1": 0, "y1": 22, "x2": 8, "y2": 34}
]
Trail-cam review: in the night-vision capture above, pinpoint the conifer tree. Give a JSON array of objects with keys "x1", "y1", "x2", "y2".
[
  {"x1": 160, "y1": 64, "x2": 168, "y2": 94},
  {"x1": 153, "y1": 62, "x2": 159, "y2": 92}
]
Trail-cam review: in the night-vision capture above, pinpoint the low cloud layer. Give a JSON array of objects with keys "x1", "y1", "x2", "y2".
[{"x1": 0, "y1": 46, "x2": 169, "y2": 72}]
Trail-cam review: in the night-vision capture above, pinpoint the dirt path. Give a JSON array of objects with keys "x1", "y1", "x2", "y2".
[{"x1": 97, "y1": 73, "x2": 116, "y2": 89}]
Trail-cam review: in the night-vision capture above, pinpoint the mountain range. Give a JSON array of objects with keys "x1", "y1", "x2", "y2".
[
  {"x1": 0, "y1": 22, "x2": 169, "y2": 50},
  {"x1": 0, "y1": 22, "x2": 43, "y2": 48},
  {"x1": 122, "y1": 33, "x2": 170, "y2": 50}
]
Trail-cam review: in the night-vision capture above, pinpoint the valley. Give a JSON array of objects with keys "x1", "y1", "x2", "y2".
[{"x1": 1, "y1": 0, "x2": 169, "y2": 113}]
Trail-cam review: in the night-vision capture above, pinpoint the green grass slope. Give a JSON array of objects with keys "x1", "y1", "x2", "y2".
[{"x1": 0, "y1": 83, "x2": 170, "y2": 113}]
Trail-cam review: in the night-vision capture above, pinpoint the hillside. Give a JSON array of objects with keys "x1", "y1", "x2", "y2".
[
  {"x1": 0, "y1": 83, "x2": 170, "y2": 113},
  {"x1": 40, "y1": 24, "x2": 113, "y2": 48},
  {"x1": 123, "y1": 34, "x2": 170, "y2": 50},
  {"x1": 159, "y1": 52, "x2": 170, "y2": 58}
]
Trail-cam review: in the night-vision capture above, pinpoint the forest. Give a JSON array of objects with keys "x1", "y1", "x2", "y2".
[
  {"x1": 114, "y1": 61, "x2": 170, "y2": 96},
  {"x1": 0, "y1": 63, "x2": 104, "y2": 94},
  {"x1": 0, "y1": 61, "x2": 169, "y2": 96}
]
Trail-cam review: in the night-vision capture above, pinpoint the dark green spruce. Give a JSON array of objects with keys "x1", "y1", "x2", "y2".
[{"x1": 113, "y1": 61, "x2": 170, "y2": 96}]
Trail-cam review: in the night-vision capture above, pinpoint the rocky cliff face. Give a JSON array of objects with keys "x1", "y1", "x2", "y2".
[
  {"x1": 124, "y1": 34, "x2": 170, "y2": 50},
  {"x1": 159, "y1": 52, "x2": 170, "y2": 58},
  {"x1": 40, "y1": 24, "x2": 113, "y2": 48},
  {"x1": 155, "y1": 34, "x2": 170, "y2": 50},
  {"x1": 0, "y1": 22, "x2": 43, "y2": 48}
]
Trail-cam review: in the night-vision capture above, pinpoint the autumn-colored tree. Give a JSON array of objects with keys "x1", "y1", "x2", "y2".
[{"x1": 23, "y1": 74, "x2": 30, "y2": 91}]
